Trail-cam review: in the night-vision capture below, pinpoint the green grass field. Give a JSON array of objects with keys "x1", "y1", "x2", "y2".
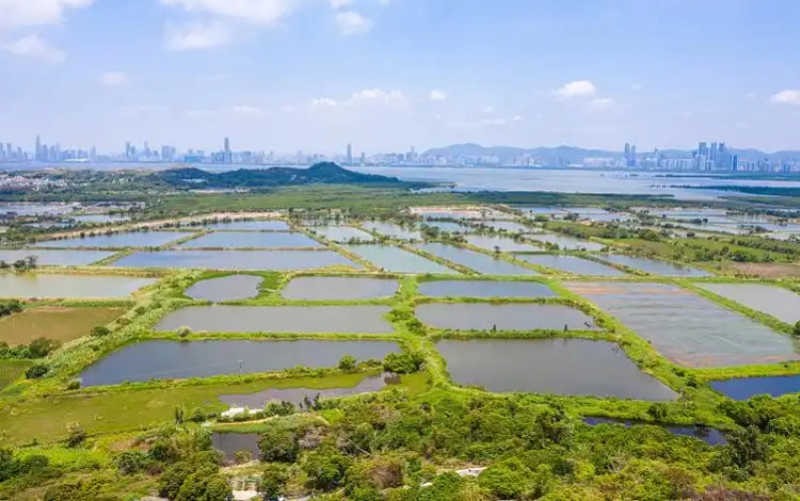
[
  {"x1": 0, "y1": 307, "x2": 124, "y2": 346},
  {"x1": 0, "y1": 359, "x2": 33, "y2": 389},
  {"x1": 0, "y1": 372, "x2": 430, "y2": 444}
]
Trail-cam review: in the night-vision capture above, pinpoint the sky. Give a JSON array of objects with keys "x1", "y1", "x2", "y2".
[{"x1": 1, "y1": 0, "x2": 799, "y2": 155}]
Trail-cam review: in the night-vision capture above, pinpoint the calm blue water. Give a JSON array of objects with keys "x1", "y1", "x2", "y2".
[{"x1": 711, "y1": 376, "x2": 800, "y2": 400}]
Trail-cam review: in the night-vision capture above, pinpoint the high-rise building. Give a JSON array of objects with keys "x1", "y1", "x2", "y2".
[
  {"x1": 35, "y1": 135, "x2": 42, "y2": 161},
  {"x1": 346, "y1": 143, "x2": 353, "y2": 164},
  {"x1": 223, "y1": 137, "x2": 232, "y2": 164}
]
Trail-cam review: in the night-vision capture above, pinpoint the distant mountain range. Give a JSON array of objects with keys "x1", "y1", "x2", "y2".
[
  {"x1": 421, "y1": 143, "x2": 800, "y2": 163},
  {"x1": 151, "y1": 162, "x2": 409, "y2": 189}
]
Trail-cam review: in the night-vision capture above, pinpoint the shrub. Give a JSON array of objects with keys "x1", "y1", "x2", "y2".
[
  {"x1": 648, "y1": 403, "x2": 669, "y2": 421},
  {"x1": 338, "y1": 355, "x2": 357, "y2": 372},
  {"x1": 176, "y1": 326, "x2": 192, "y2": 338},
  {"x1": 260, "y1": 464, "x2": 288, "y2": 499},
  {"x1": 90, "y1": 326, "x2": 111, "y2": 338},
  {"x1": 794, "y1": 320, "x2": 800, "y2": 337},
  {"x1": 65, "y1": 380, "x2": 81, "y2": 391},
  {"x1": 28, "y1": 338, "x2": 60, "y2": 358},
  {"x1": 65, "y1": 422, "x2": 87, "y2": 448},
  {"x1": 383, "y1": 352, "x2": 425, "y2": 374},
  {"x1": 25, "y1": 364, "x2": 48, "y2": 379},
  {"x1": 258, "y1": 427, "x2": 299, "y2": 463},
  {"x1": 115, "y1": 451, "x2": 150, "y2": 475},
  {"x1": 116, "y1": 317, "x2": 131, "y2": 326}
]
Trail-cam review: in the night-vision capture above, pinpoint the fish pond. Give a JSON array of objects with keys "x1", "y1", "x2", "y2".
[
  {"x1": 466, "y1": 235, "x2": 541, "y2": 252},
  {"x1": 418, "y1": 280, "x2": 556, "y2": 298},
  {"x1": 414, "y1": 243, "x2": 538, "y2": 276},
  {"x1": 79, "y1": 339, "x2": 399, "y2": 386},
  {"x1": 361, "y1": 222, "x2": 423, "y2": 240},
  {"x1": 212, "y1": 433, "x2": 260, "y2": 462},
  {"x1": 34, "y1": 231, "x2": 188, "y2": 249},
  {"x1": 696, "y1": 283, "x2": 800, "y2": 325},
  {"x1": 711, "y1": 375, "x2": 800, "y2": 400},
  {"x1": 473, "y1": 221, "x2": 535, "y2": 233},
  {"x1": 179, "y1": 232, "x2": 321, "y2": 249},
  {"x1": 517, "y1": 255, "x2": 625, "y2": 276},
  {"x1": 282, "y1": 277, "x2": 399, "y2": 300},
  {"x1": 110, "y1": 250, "x2": 359, "y2": 271},
  {"x1": 306, "y1": 226, "x2": 374, "y2": 242},
  {"x1": 598, "y1": 255, "x2": 711, "y2": 277},
  {"x1": 0, "y1": 249, "x2": 115, "y2": 266},
  {"x1": 437, "y1": 339, "x2": 676, "y2": 400},
  {"x1": 415, "y1": 303, "x2": 597, "y2": 331},
  {"x1": 184, "y1": 275, "x2": 264, "y2": 301},
  {"x1": 527, "y1": 234, "x2": 607, "y2": 251},
  {"x1": 420, "y1": 221, "x2": 468, "y2": 233},
  {"x1": 0, "y1": 274, "x2": 155, "y2": 299},
  {"x1": 198, "y1": 220, "x2": 290, "y2": 231},
  {"x1": 219, "y1": 372, "x2": 394, "y2": 408},
  {"x1": 567, "y1": 282, "x2": 800, "y2": 367},
  {"x1": 156, "y1": 305, "x2": 394, "y2": 333},
  {"x1": 341, "y1": 245, "x2": 454, "y2": 274}
]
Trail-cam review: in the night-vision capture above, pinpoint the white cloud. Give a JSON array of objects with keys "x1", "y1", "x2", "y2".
[
  {"x1": 2, "y1": 34, "x2": 64, "y2": 63},
  {"x1": 349, "y1": 88, "x2": 403, "y2": 102},
  {"x1": 101, "y1": 71, "x2": 128, "y2": 86},
  {"x1": 330, "y1": 0, "x2": 356, "y2": 8},
  {"x1": 554, "y1": 80, "x2": 597, "y2": 98},
  {"x1": 334, "y1": 11, "x2": 372, "y2": 35},
  {"x1": 481, "y1": 118, "x2": 508, "y2": 126},
  {"x1": 165, "y1": 21, "x2": 230, "y2": 50},
  {"x1": 590, "y1": 97, "x2": 614, "y2": 110},
  {"x1": 512, "y1": 115, "x2": 523, "y2": 122},
  {"x1": 0, "y1": 0, "x2": 92, "y2": 29},
  {"x1": 482, "y1": 105, "x2": 495, "y2": 113},
  {"x1": 159, "y1": 0, "x2": 304, "y2": 26},
  {"x1": 310, "y1": 97, "x2": 338, "y2": 108},
  {"x1": 769, "y1": 89, "x2": 800, "y2": 105},
  {"x1": 428, "y1": 90, "x2": 447, "y2": 101},
  {"x1": 631, "y1": 83, "x2": 642, "y2": 91},
  {"x1": 230, "y1": 104, "x2": 264, "y2": 117}
]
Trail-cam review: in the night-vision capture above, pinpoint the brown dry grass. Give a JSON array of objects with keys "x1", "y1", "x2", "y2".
[{"x1": 0, "y1": 307, "x2": 123, "y2": 346}]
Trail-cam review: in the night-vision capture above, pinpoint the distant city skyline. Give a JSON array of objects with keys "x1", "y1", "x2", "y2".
[{"x1": 1, "y1": 1, "x2": 800, "y2": 152}]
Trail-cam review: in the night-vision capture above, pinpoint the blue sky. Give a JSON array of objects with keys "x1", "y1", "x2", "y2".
[{"x1": 0, "y1": 0, "x2": 799, "y2": 154}]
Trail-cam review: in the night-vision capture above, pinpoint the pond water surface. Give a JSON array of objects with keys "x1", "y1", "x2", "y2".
[
  {"x1": 416, "y1": 303, "x2": 596, "y2": 331},
  {"x1": 34, "y1": 231, "x2": 188, "y2": 248},
  {"x1": 212, "y1": 433, "x2": 260, "y2": 461},
  {"x1": 466, "y1": 235, "x2": 540, "y2": 252},
  {"x1": 185, "y1": 275, "x2": 264, "y2": 301},
  {"x1": 282, "y1": 277, "x2": 399, "y2": 300},
  {"x1": 0, "y1": 274, "x2": 155, "y2": 299},
  {"x1": 219, "y1": 372, "x2": 395, "y2": 408},
  {"x1": 527, "y1": 234, "x2": 606, "y2": 251},
  {"x1": 341, "y1": 245, "x2": 454, "y2": 274},
  {"x1": 0, "y1": 249, "x2": 115, "y2": 266},
  {"x1": 79, "y1": 339, "x2": 399, "y2": 386},
  {"x1": 420, "y1": 221, "x2": 468, "y2": 233},
  {"x1": 110, "y1": 250, "x2": 358, "y2": 270},
  {"x1": 418, "y1": 280, "x2": 556, "y2": 298},
  {"x1": 583, "y1": 418, "x2": 727, "y2": 445},
  {"x1": 598, "y1": 255, "x2": 711, "y2": 277},
  {"x1": 711, "y1": 375, "x2": 800, "y2": 400},
  {"x1": 361, "y1": 222, "x2": 423, "y2": 240},
  {"x1": 415, "y1": 243, "x2": 538, "y2": 275},
  {"x1": 156, "y1": 305, "x2": 394, "y2": 333},
  {"x1": 474, "y1": 221, "x2": 536, "y2": 233},
  {"x1": 697, "y1": 283, "x2": 800, "y2": 325},
  {"x1": 199, "y1": 220, "x2": 290, "y2": 231},
  {"x1": 518, "y1": 255, "x2": 625, "y2": 276},
  {"x1": 438, "y1": 339, "x2": 676, "y2": 400},
  {"x1": 179, "y1": 232, "x2": 321, "y2": 248},
  {"x1": 567, "y1": 282, "x2": 800, "y2": 368},
  {"x1": 307, "y1": 226, "x2": 374, "y2": 242}
]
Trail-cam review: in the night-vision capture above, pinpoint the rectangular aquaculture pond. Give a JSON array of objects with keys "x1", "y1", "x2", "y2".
[
  {"x1": 306, "y1": 226, "x2": 374, "y2": 242},
  {"x1": 0, "y1": 274, "x2": 155, "y2": 299},
  {"x1": 361, "y1": 222, "x2": 423, "y2": 240},
  {"x1": 199, "y1": 220, "x2": 290, "y2": 231},
  {"x1": 696, "y1": 283, "x2": 800, "y2": 325},
  {"x1": 598, "y1": 255, "x2": 711, "y2": 277},
  {"x1": 34, "y1": 231, "x2": 188, "y2": 248},
  {"x1": 437, "y1": 339, "x2": 676, "y2": 401},
  {"x1": 110, "y1": 250, "x2": 359, "y2": 271},
  {"x1": 566, "y1": 282, "x2": 800, "y2": 367},
  {"x1": 0, "y1": 249, "x2": 116, "y2": 266},
  {"x1": 179, "y1": 232, "x2": 322, "y2": 248},
  {"x1": 418, "y1": 280, "x2": 557, "y2": 298},
  {"x1": 517, "y1": 255, "x2": 625, "y2": 276},
  {"x1": 341, "y1": 245, "x2": 455, "y2": 274},
  {"x1": 466, "y1": 235, "x2": 541, "y2": 252},
  {"x1": 155, "y1": 305, "x2": 395, "y2": 333},
  {"x1": 711, "y1": 375, "x2": 800, "y2": 400},
  {"x1": 415, "y1": 243, "x2": 538, "y2": 276},
  {"x1": 185, "y1": 275, "x2": 265, "y2": 301},
  {"x1": 79, "y1": 339, "x2": 399, "y2": 386},
  {"x1": 282, "y1": 277, "x2": 399, "y2": 300},
  {"x1": 527, "y1": 234, "x2": 606, "y2": 251},
  {"x1": 415, "y1": 303, "x2": 597, "y2": 331}
]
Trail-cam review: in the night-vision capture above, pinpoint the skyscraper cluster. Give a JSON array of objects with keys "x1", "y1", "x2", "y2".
[
  {"x1": 624, "y1": 142, "x2": 637, "y2": 167},
  {"x1": 694, "y1": 141, "x2": 736, "y2": 171}
]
